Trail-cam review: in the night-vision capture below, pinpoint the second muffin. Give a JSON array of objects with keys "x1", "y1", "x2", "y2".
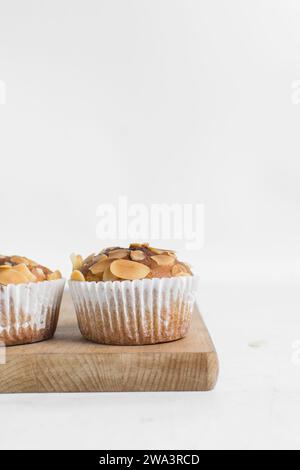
[
  {"x1": 0, "y1": 255, "x2": 65, "y2": 346},
  {"x1": 69, "y1": 243, "x2": 198, "y2": 345}
]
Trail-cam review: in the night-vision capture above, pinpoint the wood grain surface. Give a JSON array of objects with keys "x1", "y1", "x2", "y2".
[{"x1": 0, "y1": 292, "x2": 219, "y2": 393}]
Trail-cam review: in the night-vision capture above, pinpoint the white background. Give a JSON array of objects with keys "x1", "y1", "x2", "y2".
[
  {"x1": 0, "y1": 0, "x2": 300, "y2": 451},
  {"x1": 1, "y1": 0, "x2": 300, "y2": 282}
]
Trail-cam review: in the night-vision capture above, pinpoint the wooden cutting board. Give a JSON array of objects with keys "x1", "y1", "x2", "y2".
[{"x1": 0, "y1": 292, "x2": 219, "y2": 393}]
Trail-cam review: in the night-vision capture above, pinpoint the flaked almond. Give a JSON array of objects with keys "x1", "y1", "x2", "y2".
[
  {"x1": 47, "y1": 270, "x2": 62, "y2": 281},
  {"x1": 0, "y1": 269, "x2": 30, "y2": 285},
  {"x1": 86, "y1": 272, "x2": 101, "y2": 282},
  {"x1": 130, "y1": 250, "x2": 145, "y2": 261},
  {"x1": 83, "y1": 253, "x2": 96, "y2": 265},
  {"x1": 151, "y1": 254, "x2": 175, "y2": 266},
  {"x1": 26, "y1": 258, "x2": 38, "y2": 267},
  {"x1": 129, "y1": 243, "x2": 149, "y2": 249},
  {"x1": 90, "y1": 258, "x2": 112, "y2": 274},
  {"x1": 149, "y1": 247, "x2": 176, "y2": 255},
  {"x1": 70, "y1": 253, "x2": 83, "y2": 271},
  {"x1": 32, "y1": 267, "x2": 46, "y2": 282},
  {"x1": 110, "y1": 259, "x2": 150, "y2": 280},
  {"x1": 11, "y1": 256, "x2": 29, "y2": 265},
  {"x1": 108, "y1": 249, "x2": 129, "y2": 260},
  {"x1": 13, "y1": 264, "x2": 37, "y2": 282},
  {"x1": 0, "y1": 265, "x2": 12, "y2": 270},
  {"x1": 102, "y1": 246, "x2": 119, "y2": 253},
  {"x1": 166, "y1": 251, "x2": 177, "y2": 258},
  {"x1": 173, "y1": 272, "x2": 191, "y2": 277},
  {"x1": 102, "y1": 266, "x2": 119, "y2": 281},
  {"x1": 71, "y1": 270, "x2": 85, "y2": 282},
  {"x1": 92, "y1": 253, "x2": 108, "y2": 264},
  {"x1": 172, "y1": 264, "x2": 188, "y2": 276},
  {"x1": 149, "y1": 247, "x2": 164, "y2": 254}
]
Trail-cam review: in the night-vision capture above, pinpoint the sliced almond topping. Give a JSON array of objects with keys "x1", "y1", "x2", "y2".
[
  {"x1": 102, "y1": 246, "x2": 119, "y2": 253},
  {"x1": 26, "y1": 258, "x2": 38, "y2": 267},
  {"x1": 13, "y1": 264, "x2": 37, "y2": 282},
  {"x1": 172, "y1": 264, "x2": 188, "y2": 276},
  {"x1": 92, "y1": 253, "x2": 108, "y2": 264},
  {"x1": 151, "y1": 255, "x2": 175, "y2": 266},
  {"x1": 71, "y1": 270, "x2": 85, "y2": 282},
  {"x1": 47, "y1": 270, "x2": 62, "y2": 281},
  {"x1": 102, "y1": 266, "x2": 119, "y2": 281},
  {"x1": 149, "y1": 247, "x2": 176, "y2": 255},
  {"x1": 0, "y1": 265, "x2": 12, "y2": 270},
  {"x1": 130, "y1": 250, "x2": 145, "y2": 261},
  {"x1": 32, "y1": 267, "x2": 46, "y2": 282},
  {"x1": 11, "y1": 256, "x2": 29, "y2": 265},
  {"x1": 149, "y1": 247, "x2": 164, "y2": 254},
  {"x1": 129, "y1": 243, "x2": 149, "y2": 249},
  {"x1": 86, "y1": 272, "x2": 101, "y2": 282},
  {"x1": 0, "y1": 269, "x2": 30, "y2": 285},
  {"x1": 108, "y1": 249, "x2": 129, "y2": 260},
  {"x1": 90, "y1": 258, "x2": 112, "y2": 274},
  {"x1": 110, "y1": 259, "x2": 150, "y2": 280},
  {"x1": 70, "y1": 253, "x2": 83, "y2": 271},
  {"x1": 166, "y1": 251, "x2": 177, "y2": 258},
  {"x1": 173, "y1": 272, "x2": 191, "y2": 277},
  {"x1": 83, "y1": 253, "x2": 96, "y2": 265}
]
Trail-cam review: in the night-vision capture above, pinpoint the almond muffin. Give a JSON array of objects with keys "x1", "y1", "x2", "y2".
[
  {"x1": 69, "y1": 243, "x2": 198, "y2": 345},
  {"x1": 0, "y1": 255, "x2": 65, "y2": 346}
]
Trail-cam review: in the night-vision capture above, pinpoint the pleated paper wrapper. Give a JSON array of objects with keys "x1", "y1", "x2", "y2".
[
  {"x1": 0, "y1": 279, "x2": 65, "y2": 346},
  {"x1": 69, "y1": 276, "x2": 198, "y2": 345}
]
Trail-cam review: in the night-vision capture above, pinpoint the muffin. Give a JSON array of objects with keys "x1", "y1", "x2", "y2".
[
  {"x1": 69, "y1": 243, "x2": 198, "y2": 345},
  {"x1": 0, "y1": 255, "x2": 65, "y2": 346}
]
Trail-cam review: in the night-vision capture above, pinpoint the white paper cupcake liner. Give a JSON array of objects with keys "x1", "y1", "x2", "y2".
[
  {"x1": 0, "y1": 279, "x2": 65, "y2": 346},
  {"x1": 69, "y1": 276, "x2": 199, "y2": 345}
]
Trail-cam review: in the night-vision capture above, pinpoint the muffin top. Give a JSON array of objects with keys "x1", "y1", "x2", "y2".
[
  {"x1": 0, "y1": 255, "x2": 62, "y2": 286},
  {"x1": 70, "y1": 243, "x2": 193, "y2": 282}
]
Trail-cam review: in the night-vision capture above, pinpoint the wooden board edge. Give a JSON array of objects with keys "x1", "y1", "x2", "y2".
[{"x1": 0, "y1": 350, "x2": 219, "y2": 393}]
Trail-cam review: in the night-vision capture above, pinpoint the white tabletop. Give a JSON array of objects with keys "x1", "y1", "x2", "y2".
[{"x1": 0, "y1": 283, "x2": 299, "y2": 450}]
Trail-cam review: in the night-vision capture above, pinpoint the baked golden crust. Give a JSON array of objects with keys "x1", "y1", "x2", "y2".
[
  {"x1": 0, "y1": 255, "x2": 62, "y2": 285},
  {"x1": 70, "y1": 243, "x2": 193, "y2": 282}
]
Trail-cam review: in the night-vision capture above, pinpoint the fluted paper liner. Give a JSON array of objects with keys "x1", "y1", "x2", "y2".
[
  {"x1": 0, "y1": 279, "x2": 65, "y2": 346},
  {"x1": 69, "y1": 276, "x2": 198, "y2": 345}
]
